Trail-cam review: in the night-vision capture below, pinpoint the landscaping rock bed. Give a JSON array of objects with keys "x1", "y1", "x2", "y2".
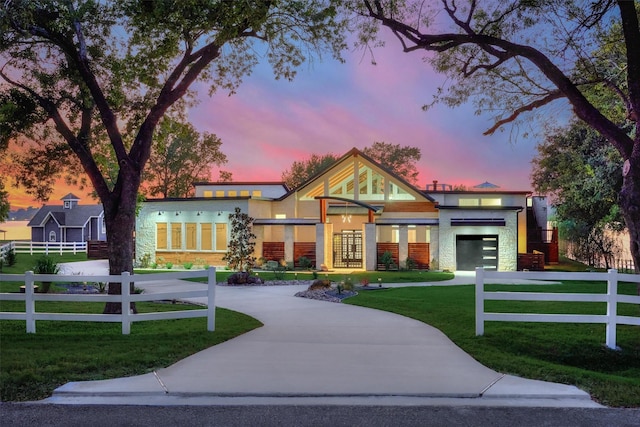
[{"x1": 294, "y1": 288, "x2": 357, "y2": 303}]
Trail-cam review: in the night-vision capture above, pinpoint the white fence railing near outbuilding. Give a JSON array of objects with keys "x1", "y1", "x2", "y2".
[
  {"x1": 7, "y1": 241, "x2": 88, "y2": 255},
  {"x1": 475, "y1": 267, "x2": 640, "y2": 350},
  {"x1": 0, "y1": 268, "x2": 216, "y2": 335}
]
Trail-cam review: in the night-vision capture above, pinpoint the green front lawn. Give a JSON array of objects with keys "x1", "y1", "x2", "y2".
[
  {"x1": 0, "y1": 253, "x2": 263, "y2": 402},
  {"x1": 0, "y1": 307, "x2": 262, "y2": 402},
  {"x1": 346, "y1": 282, "x2": 640, "y2": 408}
]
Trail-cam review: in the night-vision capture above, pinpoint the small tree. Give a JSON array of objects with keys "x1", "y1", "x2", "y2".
[{"x1": 224, "y1": 207, "x2": 256, "y2": 273}]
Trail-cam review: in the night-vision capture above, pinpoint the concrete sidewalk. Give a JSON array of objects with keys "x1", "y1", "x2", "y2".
[{"x1": 43, "y1": 262, "x2": 598, "y2": 407}]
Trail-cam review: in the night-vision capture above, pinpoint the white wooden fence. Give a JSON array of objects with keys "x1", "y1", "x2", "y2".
[
  {"x1": 1, "y1": 241, "x2": 88, "y2": 255},
  {"x1": 475, "y1": 268, "x2": 640, "y2": 349},
  {"x1": 0, "y1": 268, "x2": 216, "y2": 335}
]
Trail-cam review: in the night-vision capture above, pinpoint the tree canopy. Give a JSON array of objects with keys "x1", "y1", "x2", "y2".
[
  {"x1": 0, "y1": 1, "x2": 347, "y2": 312},
  {"x1": 0, "y1": 180, "x2": 9, "y2": 222},
  {"x1": 144, "y1": 117, "x2": 227, "y2": 198},
  {"x1": 532, "y1": 120, "x2": 624, "y2": 267},
  {"x1": 353, "y1": 0, "x2": 640, "y2": 269}
]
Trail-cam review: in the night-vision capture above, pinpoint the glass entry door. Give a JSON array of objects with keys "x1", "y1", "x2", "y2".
[{"x1": 333, "y1": 231, "x2": 363, "y2": 268}]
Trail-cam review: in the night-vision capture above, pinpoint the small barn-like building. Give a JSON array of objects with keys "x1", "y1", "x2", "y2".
[{"x1": 28, "y1": 194, "x2": 105, "y2": 243}]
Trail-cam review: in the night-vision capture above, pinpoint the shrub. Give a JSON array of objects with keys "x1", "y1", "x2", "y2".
[
  {"x1": 138, "y1": 253, "x2": 152, "y2": 268},
  {"x1": 5, "y1": 248, "x2": 17, "y2": 267},
  {"x1": 151, "y1": 262, "x2": 158, "y2": 269},
  {"x1": 380, "y1": 251, "x2": 395, "y2": 271},
  {"x1": 297, "y1": 256, "x2": 312, "y2": 270},
  {"x1": 33, "y1": 256, "x2": 60, "y2": 293},
  {"x1": 405, "y1": 257, "x2": 417, "y2": 271},
  {"x1": 183, "y1": 262, "x2": 193, "y2": 270},
  {"x1": 342, "y1": 275, "x2": 354, "y2": 291},
  {"x1": 165, "y1": 262, "x2": 173, "y2": 270},
  {"x1": 93, "y1": 282, "x2": 108, "y2": 293},
  {"x1": 308, "y1": 279, "x2": 331, "y2": 291}
]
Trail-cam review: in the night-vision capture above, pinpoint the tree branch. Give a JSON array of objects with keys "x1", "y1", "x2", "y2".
[
  {"x1": 483, "y1": 91, "x2": 563, "y2": 135},
  {"x1": 0, "y1": 68, "x2": 110, "y2": 199},
  {"x1": 364, "y1": 0, "x2": 636, "y2": 158}
]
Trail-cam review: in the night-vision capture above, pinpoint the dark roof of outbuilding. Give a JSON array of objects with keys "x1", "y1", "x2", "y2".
[{"x1": 28, "y1": 204, "x2": 103, "y2": 228}]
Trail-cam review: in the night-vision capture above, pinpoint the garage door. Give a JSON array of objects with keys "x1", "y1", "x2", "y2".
[{"x1": 456, "y1": 235, "x2": 498, "y2": 271}]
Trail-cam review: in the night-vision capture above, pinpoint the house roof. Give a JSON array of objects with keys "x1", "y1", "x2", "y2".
[
  {"x1": 28, "y1": 204, "x2": 103, "y2": 228},
  {"x1": 61, "y1": 193, "x2": 81, "y2": 200},
  {"x1": 281, "y1": 147, "x2": 435, "y2": 202}
]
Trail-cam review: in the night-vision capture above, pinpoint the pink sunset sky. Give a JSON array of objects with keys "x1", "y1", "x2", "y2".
[{"x1": 7, "y1": 34, "x2": 548, "y2": 210}]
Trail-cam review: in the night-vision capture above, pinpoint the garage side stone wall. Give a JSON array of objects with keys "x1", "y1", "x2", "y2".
[{"x1": 438, "y1": 210, "x2": 518, "y2": 271}]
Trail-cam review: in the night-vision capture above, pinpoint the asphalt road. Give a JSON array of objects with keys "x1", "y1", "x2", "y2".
[{"x1": 2, "y1": 404, "x2": 640, "y2": 427}]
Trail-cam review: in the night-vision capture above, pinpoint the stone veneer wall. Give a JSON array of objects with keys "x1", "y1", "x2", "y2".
[{"x1": 438, "y1": 210, "x2": 518, "y2": 271}]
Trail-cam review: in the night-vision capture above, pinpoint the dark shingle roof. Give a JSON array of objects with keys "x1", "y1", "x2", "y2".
[{"x1": 27, "y1": 204, "x2": 103, "y2": 228}]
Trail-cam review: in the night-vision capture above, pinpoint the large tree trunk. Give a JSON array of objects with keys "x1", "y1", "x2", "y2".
[
  {"x1": 619, "y1": 155, "x2": 640, "y2": 294},
  {"x1": 102, "y1": 169, "x2": 140, "y2": 314}
]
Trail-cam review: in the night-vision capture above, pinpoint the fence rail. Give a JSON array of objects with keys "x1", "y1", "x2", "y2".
[
  {"x1": 475, "y1": 268, "x2": 640, "y2": 349},
  {"x1": 2, "y1": 241, "x2": 88, "y2": 255},
  {"x1": 0, "y1": 268, "x2": 216, "y2": 335}
]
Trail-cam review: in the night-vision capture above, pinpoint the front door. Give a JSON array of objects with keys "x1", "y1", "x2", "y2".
[{"x1": 333, "y1": 231, "x2": 363, "y2": 268}]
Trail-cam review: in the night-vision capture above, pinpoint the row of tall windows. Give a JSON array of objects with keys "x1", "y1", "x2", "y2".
[{"x1": 156, "y1": 222, "x2": 228, "y2": 251}]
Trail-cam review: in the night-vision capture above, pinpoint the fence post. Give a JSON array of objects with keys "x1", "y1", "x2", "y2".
[
  {"x1": 121, "y1": 272, "x2": 131, "y2": 335},
  {"x1": 606, "y1": 269, "x2": 618, "y2": 350},
  {"x1": 207, "y1": 267, "x2": 216, "y2": 332},
  {"x1": 25, "y1": 271, "x2": 36, "y2": 333},
  {"x1": 475, "y1": 267, "x2": 485, "y2": 336}
]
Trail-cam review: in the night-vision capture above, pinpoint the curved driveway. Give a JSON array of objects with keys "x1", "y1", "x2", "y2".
[{"x1": 47, "y1": 262, "x2": 599, "y2": 407}]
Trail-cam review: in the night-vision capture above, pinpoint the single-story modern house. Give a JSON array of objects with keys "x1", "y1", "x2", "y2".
[
  {"x1": 28, "y1": 193, "x2": 106, "y2": 243},
  {"x1": 135, "y1": 148, "x2": 532, "y2": 271}
]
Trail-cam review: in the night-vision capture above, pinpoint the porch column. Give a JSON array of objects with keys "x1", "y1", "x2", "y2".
[
  {"x1": 430, "y1": 226, "x2": 440, "y2": 270},
  {"x1": 364, "y1": 222, "x2": 377, "y2": 271},
  {"x1": 284, "y1": 225, "x2": 294, "y2": 265},
  {"x1": 315, "y1": 223, "x2": 333, "y2": 270},
  {"x1": 399, "y1": 225, "x2": 409, "y2": 269},
  {"x1": 315, "y1": 224, "x2": 325, "y2": 269}
]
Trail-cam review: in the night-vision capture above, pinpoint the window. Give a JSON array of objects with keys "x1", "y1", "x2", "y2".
[
  {"x1": 216, "y1": 190, "x2": 225, "y2": 197},
  {"x1": 481, "y1": 198, "x2": 502, "y2": 206},
  {"x1": 203, "y1": 190, "x2": 213, "y2": 198},
  {"x1": 252, "y1": 190, "x2": 262, "y2": 197},
  {"x1": 201, "y1": 223, "x2": 213, "y2": 251},
  {"x1": 186, "y1": 223, "x2": 197, "y2": 250},
  {"x1": 227, "y1": 190, "x2": 237, "y2": 197},
  {"x1": 215, "y1": 223, "x2": 227, "y2": 251},
  {"x1": 240, "y1": 190, "x2": 250, "y2": 197},
  {"x1": 157, "y1": 223, "x2": 167, "y2": 249},
  {"x1": 171, "y1": 223, "x2": 182, "y2": 249},
  {"x1": 101, "y1": 218, "x2": 106, "y2": 234},
  {"x1": 64, "y1": 201, "x2": 70, "y2": 209},
  {"x1": 49, "y1": 231, "x2": 57, "y2": 242},
  {"x1": 459, "y1": 198, "x2": 479, "y2": 206},
  {"x1": 275, "y1": 214, "x2": 286, "y2": 219}
]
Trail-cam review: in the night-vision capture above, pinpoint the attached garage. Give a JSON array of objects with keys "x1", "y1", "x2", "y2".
[{"x1": 456, "y1": 235, "x2": 499, "y2": 271}]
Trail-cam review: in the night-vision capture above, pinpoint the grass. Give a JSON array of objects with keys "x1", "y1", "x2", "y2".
[
  {"x1": 346, "y1": 282, "x2": 640, "y2": 408},
  {"x1": 0, "y1": 308, "x2": 262, "y2": 402},
  {"x1": 0, "y1": 252, "x2": 263, "y2": 402}
]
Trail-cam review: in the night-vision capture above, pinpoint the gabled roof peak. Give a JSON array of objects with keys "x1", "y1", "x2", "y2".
[{"x1": 61, "y1": 193, "x2": 81, "y2": 201}]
